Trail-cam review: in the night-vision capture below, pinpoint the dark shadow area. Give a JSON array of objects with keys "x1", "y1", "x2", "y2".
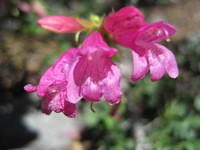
[{"x1": 0, "y1": 78, "x2": 38, "y2": 150}]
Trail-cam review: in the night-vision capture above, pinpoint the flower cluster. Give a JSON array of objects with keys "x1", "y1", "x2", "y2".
[{"x1": 24, "y1": 6, "x2": 178, "y2": 117}]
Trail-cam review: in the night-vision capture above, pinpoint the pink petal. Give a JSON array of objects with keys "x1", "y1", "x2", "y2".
[
  {"x1": 41, "y1": 98, "x2": 52, "y2": 115},
  {"x1": 39, "y1": 80, "x2": 78, "y2": 117},
  {"x1": 103, "y1": 6, "x2": 144, "y2": 35},
  {"x1": 66, "y1": 59, "x2": 82, "y2": 104},
  {"x1": 102, "y1": 65, "x2": 122, "y2": 105},
  {"x1": 81, "y1": 78, "x2": 102, "y2": 102},
  {"x1": 24, "y1": 84, "x2": 37, "y2": 93},
  {"x1": 155, "y1": 44, "x2": 179, "y2": 78},
  {"x1": 73, "y1": 52, "x2": 110, "y2": 102},
  {"x1": 147, "y1": 47, "x2": 165, "y2": 81},
  {"x1": 25, "y1": 48, "x2": 81, "y2": 117},
  {"x1": 73, "y1": 31, "x2": 122, "y2": 103},
  {"x1": 41, "y1": 94, "x2": 77, "y2": 118},
  {"x1": 37, "y1": 16, "x2": 83, "y2": 33},
  {"x1": 114, "y1": 31, "x2": 136, "y2": 49},
  {"x1": 147, "y1": 43, "x2": 179, "y2": 81},
  {"x1": 63, "y1": 101, "x2": 77, "y2": 118},
  {"x1": 131, "y1": 50, "x2": 148, "y2": 82},
  {"x1": 80, "y1": 31, "x2": 117, "y2": 57},
  {"x1": 42, "y1": 93, "x2": 64, "y2": 114},
  {"x1": 135, "y1": 21, "x2": 176, "y2": 43},
  {"x1": 36, "y1": 48, "x2": 78, "y2": 97},
  {"x1": 74, "y1": 51, "x2": 111, "y2": 86}
]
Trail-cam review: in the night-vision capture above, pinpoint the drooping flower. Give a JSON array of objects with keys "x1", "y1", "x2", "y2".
[
  {"x1": 116, "y1": 21, "x2": 178, "y2": 81},
  {"x1": 24, "y1": 31, "x2": 122, "y2": 117},
  {"x1": 24, "y1": 48, "x2": 81, "y2": 117},
  {"x1": 37, "y1": 16, "x2": 84, "y2": 33},
  {"x1": 72, "y1": 31, "x2": 122, "y2": 105},
  {"x1": 103, "y1": 7, "x2": 179, "y2": 82},
  {"x1": 24, "y1": 6, "x2": 179, "y2": 118}
]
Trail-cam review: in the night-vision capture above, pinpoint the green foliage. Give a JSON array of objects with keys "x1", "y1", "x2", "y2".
[
  {"x1": 81, "y1": 101, "x2": 135, "y2": 150},
  {"x1": 21, "y1": 13, "x2": 47, "y2": 35},
  {"x1": 148, "y1": 35, "x2": 200, "y2": 150},
  {"x1": 75, "y1": 0, "x2": 107, "y2": 17},
  {"x1": 150, "y1": 99, "x2": 200, "y2": 150},
  {"x1": 129, "y1": 78, "x2": 160, "y2": 106}
]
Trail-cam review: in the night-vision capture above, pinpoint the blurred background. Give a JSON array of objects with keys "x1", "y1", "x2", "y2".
[{"x1": 0, "y1": 0, "x2": 200, "y2": 150}]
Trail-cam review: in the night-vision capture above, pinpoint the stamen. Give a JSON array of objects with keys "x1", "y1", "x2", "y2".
[
  {"x1": 75, "y1": 31, "x2": 81, "y2": 44},
  {"x1": 90, "y1": 102, "x2": 96, "y2": 112},
  {"x1": 166, "y1": 38, "x2": 171, "y2": 42}
]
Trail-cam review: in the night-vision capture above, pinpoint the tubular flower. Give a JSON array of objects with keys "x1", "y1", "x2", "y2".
[
  {"x1": 37, "y1": 16, "x2": 84, "y2": 33},
  {"x1": 24, "y1": 6, "x2": 179, "y2": 118},
  {"x1": 24, "y1": 48, "x2": 81, "y2": 117},
  {"x1": 115, "y1": 21, "x2": 178, "y2": 82},
  {"x1": 73, "y1": 31, "x2": 122, "y2": 105},
  {"x1": 103, "y1": 7, "x2": 179, "y2": 82},
  {"x1": 24, "y1": 31, "x2": 122, "y2": 117}
]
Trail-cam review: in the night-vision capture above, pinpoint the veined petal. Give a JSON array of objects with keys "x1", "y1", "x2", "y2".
[
  {"x1": 131, "y1": 50, "x2": 148, "y2": 82},
  {"x1": 66, "y1": 58, "x2": 82, "y2": 104},
  {"x1": 36, "y1": 48, "x2": 78, "y2": 97},
  {"x1": 102, "y1": 64, "x2": 122, "y2": 105},
  {"x1": 131, "y1": 43, "x2": 179, "y2": 82},
  {"x1": 73, "y1": 31, "x2": 122, "y2": 104},
  {"x1": 74, "y1": 51, "x2": 111, "y2": 86},
  {"x1": 73, "y1": 51, "x2": 111, "y2": 101},
  {"x1": 24, "y1": 48, "x2": 81, "y2": 117},
  {"x1": 39, "y1": 81, "x2": 78, "y2": 117},
  {"x1": 155, "y1": 44, "x2": 179, "y2": 78},
  {"x1": 135, "y1": 21, "x2": 176, "y2": 43},
  {"x1": 41, "y1": 92, "x2": 64, "y2": 114},
  {"x1": 146, "y1": 43, "x2": 179, "y2": 81},
  {"x1": 41, "y1": 93, "x2": 77, "y2": 118},
  {"x1": 81, "y1": 78, "x2": 102, "y2": 102},
  {"x1": 147, "y1": 47, "x2": 165, "y2": 81},
  {"x1": 37, "y1": 16, "x2": 84, "y2": 33},
  {"x1": 74, "y1": 32, "x2": 118, "y2": 86}
]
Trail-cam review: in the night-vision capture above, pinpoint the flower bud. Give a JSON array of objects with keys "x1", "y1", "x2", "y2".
[{"x1": 37, "y1": 16, "x2": 84, "y2": 33}]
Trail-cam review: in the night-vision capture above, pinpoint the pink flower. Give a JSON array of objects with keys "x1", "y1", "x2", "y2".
[
  {"x1": 37, "y1": 16, "x2": 84, "y2": 33},
  {"x1": 24, "y1": 48, "x2": 81, "y2": 117},
  {"x1": 103, "y1": 6, "x2": 178, "y2": 82},
  {"x1": 73, "y1": 31, "x2": 122, "y2": 104},
  {"x1": 115, "y1": 21, "x2": 179, "y2": 81},
  {"x1": 103, "y1": 6, "x2": 144, "y2": 35},
  {"x1": 24, "y1": 31, "x2": 122, "y2": 117}
]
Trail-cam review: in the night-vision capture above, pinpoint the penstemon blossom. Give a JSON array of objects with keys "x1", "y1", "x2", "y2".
[
  {"x1": 73, "y1": 32, "x2": 122, "y2": 105},
  {"x1": 103, "y1": 6, "x2": 179, "y2": 82},
  {"x1": 25, "y1": 6, "x2": 179, "y2": 117},
  {"x1": 24, "y1": 48, "x2": 80, "y2": 117}
]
